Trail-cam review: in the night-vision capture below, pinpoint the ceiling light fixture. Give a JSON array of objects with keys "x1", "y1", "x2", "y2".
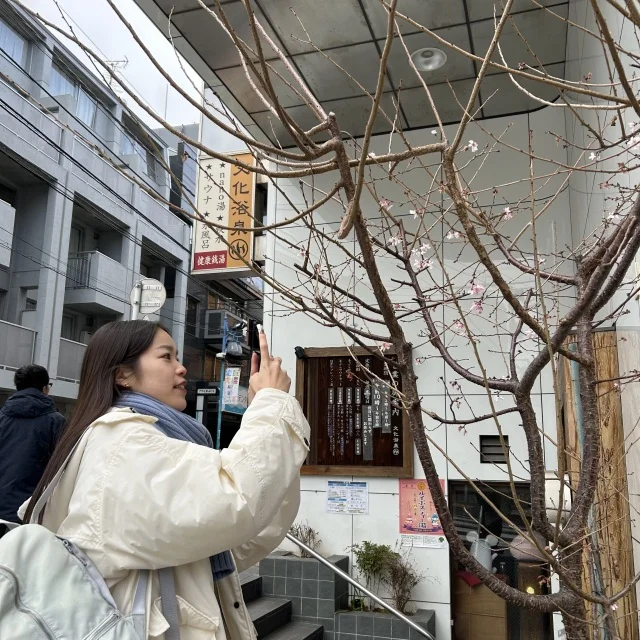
[{"x1": 410, "y1": 47, "x2": 447, "y2": 72}]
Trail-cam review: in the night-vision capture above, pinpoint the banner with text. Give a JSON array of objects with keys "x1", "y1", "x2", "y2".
[{"x1": 192, "y1": 152, "x2": 255, "y2": 275}]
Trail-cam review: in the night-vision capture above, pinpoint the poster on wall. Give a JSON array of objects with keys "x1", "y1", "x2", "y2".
[
  {"x1": 326, "y1": 480, "x2": 369, "y2": 515},
  {"x1": 192, "y1": 152, "x2": 255, "y2": 277},
  {"x1": 399, "y1": 479, "x2": 446, "y2": 548}
]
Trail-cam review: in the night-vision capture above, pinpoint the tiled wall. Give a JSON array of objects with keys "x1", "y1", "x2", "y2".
[
  {"x1": 334, "y1": 610, "x2": 436, "y2": 640},
  {"x1": 259, "y1": 554, "x2": 350, "y2": 640}
]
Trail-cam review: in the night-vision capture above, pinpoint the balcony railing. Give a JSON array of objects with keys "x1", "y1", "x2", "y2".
[
  {"x1": 66, "y1": 251, "x2": 128, "y2": 296},
  {"x1": 66, "y1": 251, "x2": 92, "y2": 289},
  {"x1": 0, "y1": 320, "x2": 36, "y2": 370},
  {"x1": 58, "y1": 338, "x2": 87, "y2": 383}
]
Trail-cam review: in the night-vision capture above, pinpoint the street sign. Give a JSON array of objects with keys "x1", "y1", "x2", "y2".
[
  {"x1": 197, "y1": 387, "x2": 219, "y2": 396},
  {"x1": 130, "y1": 278, "x2": 166, "y2": 317}
]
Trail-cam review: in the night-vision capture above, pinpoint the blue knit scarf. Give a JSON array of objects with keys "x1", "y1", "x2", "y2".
[{"x1": 114, "y1": 391, "x2": 234, "y2": 581}]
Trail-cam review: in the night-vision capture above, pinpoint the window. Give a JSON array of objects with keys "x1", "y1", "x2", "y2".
[
  {"x1": 186, "y1": 296, "x2": 199, "y2": 337},
  {"x1": 76, "y1": 89, "x2": 97, "y2": 127},
  {"x1": 121, "y1": 130, "x2": 135, "y2": 157},
  {"x1": 145, "y1": 149, "x2": 158, "y2": 182},
  {"x1": 121, "y1": 126, "x2": 162, "y2": 184},
  {"x1": 0, "y1": 19, "x2": 26, "y2": 66},
  {"x1": 69, "y1": 225, "x2": 85, "y2": 254},
  {"x1": 51, "y1": 63, "x2": 97, "y2": 128},
  {"x1": 50, "y1": 63, "x2": 75, "y2": 97},
  {"x1": 61, "y1": 314, "x2": 76, "y2": 341}
]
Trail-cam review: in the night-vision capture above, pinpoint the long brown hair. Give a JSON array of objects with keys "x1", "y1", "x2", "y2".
[{"x1": 24, "y1": 320, "x2": 165, "y2": 523}]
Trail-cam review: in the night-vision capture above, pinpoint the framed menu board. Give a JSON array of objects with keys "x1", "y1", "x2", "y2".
[{"x1": 295, "y1": 347, "x2": 413, "y2": 477}]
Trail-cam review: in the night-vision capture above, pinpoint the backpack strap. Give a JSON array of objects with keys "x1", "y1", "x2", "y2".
[
  {"x1": 159, "y1": 567, "x2": 180, "y2": 640},
  {"x1": 130, "y1": 570, "x2": 150, "y2": 638},
  {"x1": 29, "y1": 427, "x2": 91, "y2": 524}
]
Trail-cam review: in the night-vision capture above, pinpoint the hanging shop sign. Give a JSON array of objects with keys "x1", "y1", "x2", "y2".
[{"x1": 192, "y1": 152, "x2": 255, "y2": 277}]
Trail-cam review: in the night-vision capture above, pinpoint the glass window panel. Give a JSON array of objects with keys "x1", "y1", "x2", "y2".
[
  {"x1": 145, "y1": 149, "x2": 157, "y2": 181},
  {"x1": 0, "y1": 19, "x2": 26, "y2": 66},
  {"x1": 76, "y1": 89, "x2": 97, "y2": 127},
  {"x1": 121, "y1": 130, "x2": 135, "y2": 156},
  {"x1": 50, "y1": 63, "x2": 77, "y2": 98}
]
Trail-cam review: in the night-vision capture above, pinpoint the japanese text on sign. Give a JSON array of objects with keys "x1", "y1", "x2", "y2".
[{"x1": 192, "y1": 152, "x2": 255, "y2": 274}]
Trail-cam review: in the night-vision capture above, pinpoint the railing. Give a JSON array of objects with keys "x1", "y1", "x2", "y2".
[
  {"x1": 0, "y1": 320, "x2": 36, "y2": 370},
  {"x1": 58, "y1": 338, "x2": 87, "y2": 383},
  {"x1": 285, "y1": 534, "x2": 436, "y2": 639},
  {"x1": 66, "y1": 251, "x2": 92, "y2": 289}
]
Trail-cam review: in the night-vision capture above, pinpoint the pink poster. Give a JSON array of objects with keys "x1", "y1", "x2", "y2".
[{"x1": 399, "y1": 479, "x2": 445, "y2": 536}]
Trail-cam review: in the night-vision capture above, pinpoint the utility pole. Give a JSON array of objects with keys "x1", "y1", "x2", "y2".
[{"x1": 130, "y1": 280, "x2": 142, "y2": 320}]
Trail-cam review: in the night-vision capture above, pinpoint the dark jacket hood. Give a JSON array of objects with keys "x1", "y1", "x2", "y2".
[{"x1": 1, "y1": 388, "x2": 57, "y2": 419}]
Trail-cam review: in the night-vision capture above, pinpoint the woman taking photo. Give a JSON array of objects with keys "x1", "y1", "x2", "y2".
[{"x1": 22, "y1": 320, "x2": 310, "y2": 639}]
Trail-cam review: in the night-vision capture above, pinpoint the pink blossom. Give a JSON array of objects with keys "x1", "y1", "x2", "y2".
[
  {"x1": 446, "y1": 231, "x2": 462, "y2": 240},
  {"x1": 393, "y1": 303, "x2": 401, "y2": 310},
  {"x1": 412, "y1": 243, "x2": 431, "y2": 256},
  {"x1": 471, "y1": 300, "x2": 484, "y2": 314},
  {"x1": 467, "y1": 140, "x2": 478, "y2": 153},
  {"x1": 452, "y1": 320, "x2": 465, "y2": 335},
  {"x1": 379, "y1": 342, "x2": 392, "y2": 352},
  {"x1": 626, "y1": 135, "x2": 640, "y2": 148},
  {"x1": 379, "y1": 198, "x2": 393, "y2": 209},
  {"x1": 411, "y1": 207, "x2": 426, "y2": 218},
  {"x1": 468, "y1": 281, "x2": 485, "y2": 295},
  {"x1": 389, "y1": 234, "x2": 402, "y2": 246},
  {"x1": 414, "y1": 257, "x2": 433, "y2": 271},
  {"x1": 503, "y1": 206, "x2": 512, "y2": 220}
]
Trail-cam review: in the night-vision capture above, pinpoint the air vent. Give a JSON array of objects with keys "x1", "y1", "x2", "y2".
[
  {"x1": 204, "y1": 309, "x2": 248, "y2": 343},
  {"x1": 480, "y1": 435, "x2": 509, "y2": 464}
]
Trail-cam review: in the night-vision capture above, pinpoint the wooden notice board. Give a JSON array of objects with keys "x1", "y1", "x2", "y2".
[{"x1": 295, "y1": 347, "x2": 413, "y2": 477}]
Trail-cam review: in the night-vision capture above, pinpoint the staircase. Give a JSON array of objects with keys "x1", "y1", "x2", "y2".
[{"x1": 241, "y1": 570, "x2": 324, "y2": 639}]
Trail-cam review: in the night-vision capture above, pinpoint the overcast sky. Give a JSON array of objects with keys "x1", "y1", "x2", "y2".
[{"x1": 24, "y1": 0, "x2": 201, "y2": 128}]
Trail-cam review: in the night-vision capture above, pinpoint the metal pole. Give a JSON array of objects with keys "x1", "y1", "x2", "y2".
[
  {"x1": 285, "y1": 534, "x2": 436, "y2": 640},
  {"x1": 215, "y1": 316, "x2": 228, "y2": 449},
  {"x1": 130, "y1": 281, "x2": 142, "y2": 321}
]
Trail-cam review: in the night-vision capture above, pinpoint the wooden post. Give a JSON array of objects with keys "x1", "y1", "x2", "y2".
[{"x1": 560, "y1": 330, "x2": 638, "y2": 640}]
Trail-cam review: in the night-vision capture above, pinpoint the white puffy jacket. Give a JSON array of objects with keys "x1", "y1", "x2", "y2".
[{"x1": 27, "y1": 388, "x2": 310, "y2": 639}]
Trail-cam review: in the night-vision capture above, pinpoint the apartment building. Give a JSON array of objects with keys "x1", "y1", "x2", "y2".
[{"x1": 0, "y1": 0, "x2": 190, "y2": 411}]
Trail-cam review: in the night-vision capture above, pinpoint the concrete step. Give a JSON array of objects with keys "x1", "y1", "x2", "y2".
[
  {"x1": 247, "y1": 596, "x2": 292, "y2": 639},
  {"x1": 264, "y1": 620, "x2": 324, "y2": 640},
  {"x1": 240, "y1": 571, "x2": 262, "y2": 604}
]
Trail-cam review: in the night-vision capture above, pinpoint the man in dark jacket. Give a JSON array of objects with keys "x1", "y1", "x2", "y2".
[{"x1": 0, "y1": 365, "x2": 65, "y2": 527}]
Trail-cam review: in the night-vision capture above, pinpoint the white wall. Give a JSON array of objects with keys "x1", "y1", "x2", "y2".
[{"x1": 261, "y1": 106, "x2": 571, "y2": 640}]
